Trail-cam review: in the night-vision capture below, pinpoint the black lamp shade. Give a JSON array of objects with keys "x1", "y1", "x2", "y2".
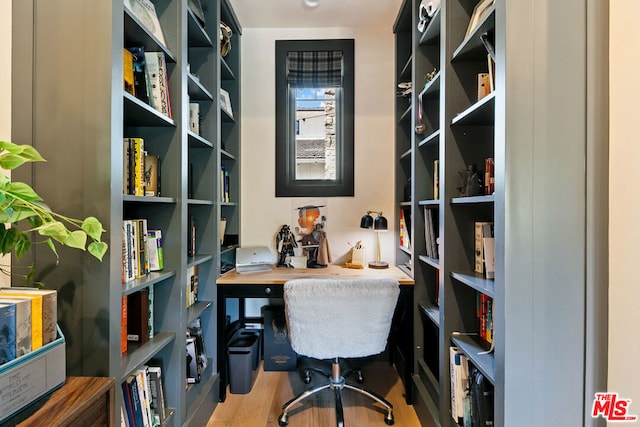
[
  {"x1": 374, "y1": 215, "x2": 388, "y2": 230},
  {"x1": 360, "y1": 214, "x2": 374, "y2": 229}
]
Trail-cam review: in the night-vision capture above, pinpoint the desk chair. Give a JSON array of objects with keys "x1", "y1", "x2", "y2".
[{"x1": 278, "y1": 278, "x2": 400, "y2": 427}]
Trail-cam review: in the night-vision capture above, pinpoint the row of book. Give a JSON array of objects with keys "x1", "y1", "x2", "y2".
[
  {"x1": 0, "y1": 288, "x2": 57, "y2": 365},
  {"x1": 474, "y1": 221, "x2": 494, "y2": 279},
  {"x1": 121, "y1": 364, "x2": 168, "y2": 427},
  {"x1": 450, "y1": 346, "x2": 494, "y2": 426},
  {"x1": 121, "y1": 287, "x2": 154, "y2": 354},
  {"x1": 124, "y1": 47, "x2": 173, "y2": 119},
  {"x1": 477, "y1": 293, "x2": 493, "y2": 344},
  {"x1": 122, "y1": 219, "x2": 164, "y2": 284},
  {"x1": 123, "y1": 138, "x2": 161, "y2": 197}
]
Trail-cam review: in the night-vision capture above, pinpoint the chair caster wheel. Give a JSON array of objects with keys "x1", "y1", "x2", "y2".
[
  {"x1": 278, "y1": 413, "x2": 288, "y2": 426},
  {"x1": 384, "y1": 412, "x2": 394, "y2": 425}
]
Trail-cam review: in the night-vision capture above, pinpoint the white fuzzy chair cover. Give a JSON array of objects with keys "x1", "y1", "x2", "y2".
[{"x1": 283, "y1": 278, "x2": 400, "y2": 360}]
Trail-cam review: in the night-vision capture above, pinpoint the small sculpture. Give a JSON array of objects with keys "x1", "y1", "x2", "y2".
[{"x1": 275, "y1": 224, "x2": 297, "y2": 267}]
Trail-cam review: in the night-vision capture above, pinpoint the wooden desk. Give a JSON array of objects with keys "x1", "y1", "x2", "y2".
[
  {"x1": 16, "y1": 376, "x2": 115, "y2": 427},
  {"x1": 216, "y1": 265, "x2": 414, "y2": 402}
]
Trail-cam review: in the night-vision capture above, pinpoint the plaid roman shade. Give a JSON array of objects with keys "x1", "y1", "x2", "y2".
[{"x1": 287, "y1": 51, "x2": 344, "y2": 87}]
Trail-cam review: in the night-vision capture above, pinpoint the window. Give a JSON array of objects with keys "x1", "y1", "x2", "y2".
[{"x1": 275, "y1": 39, "x2": 354, "y2": 197}]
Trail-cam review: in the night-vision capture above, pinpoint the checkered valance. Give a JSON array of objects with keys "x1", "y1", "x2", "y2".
[{"x1": 287, "y1": 51, "x2": 344, "y2": 87}]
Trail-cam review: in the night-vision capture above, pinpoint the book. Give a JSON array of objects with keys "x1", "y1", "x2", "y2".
[
  {"x1": 186, "y1": 336, "x2": 199, "y2": 383},
  {"x1": 147, "y1": 285, "x2": 154, "y2": 341},
  {"x1": 121, "y1": 295, "x2": 128, "y2": 354},
  {"x1": 399, "y1": 208, "x2": 411, "y2": 251},
  {"x1": 144, "y1": 154, "x2": 160, "y2": 197},
  {"x1": 189, "y1": 102, "x2": 200, "y2": 135},
  {"x1": 0, "y1": 297, "x2": 31, "y2": 357},
  {"x1": 127, "y1": 47, "x2": 149, "y2": 104},
  {"x1": 484, "y1": 157, "x2": 495, "y2": 195},
  {"x1": 0, "y1": 290, "x2": 43, "y2": 350},
  {"x1": 135, "y1": 367, "x2": 153, "y2": 427},
  {"x1": 0, "y1": 303, "x2": 16, "y2": 365},
  {"x1": 126, "y1": 374, "x2": 145, "y2": 427},
  {"x1": 464, "y1": 0, "x2": 495, "y2": 39},
  {"x1": 474, "y1": 221, "x2": 492, "y2": 275},
  {"x1": 483, "y1": 233, "x2": 495, "y2": 280},
  {"x1": 123, "y1": 220, "x2": 135, "y2": 282},
  {"x1": 1, "y1": 288, "x2": 56, "y2": 346},
  {"x1": 147, "y1": 366, "x2": 167, "y2": 426},
  {"x1": 136, "y1": 219, "x2": 149, "y2": 276},
  {"x1": 433, "y1": 159, "x2": 439, "y2": 200},
  {"x1": 123, "y1": 48, "x2": 135, "y2": 96},
  {"x1": 147, "y1": 229, "x2": 164, "y2": 272},
  {"x1": 144, "y1": 52, "x2": 172, "y2": 118},
  {"x1": 449, "y1": 346, "x2": 469, "y2": 426},
  {"x1": 186, "y1": 265, "x2": 199, "y2": 308},
  {"x1": 127, "y1": 288, "x2": 150, "y2": 344},
  {"x1": 121, "y1": 403, "x2": 130, "y2": 427},
  {"x1": 124, "y1": 0, "x2": 166, "y2": 46},
  {"x1": 477, "y1": 73, "x2": 491, "y2": 100},
  {"x1": 187, "y1": 216, "x2": 196, "y2": 257},
  {"x1": 121, "y1": 377, "x2": 136, "y2": 427}
]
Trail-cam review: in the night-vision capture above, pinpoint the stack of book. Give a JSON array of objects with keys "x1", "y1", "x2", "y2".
[
  {"x1": 0, "y1": 288, "x2": 57, "y2": 365},
  {"x1": 123, "y1": 137, "x2": 161, "y2": 197},
  {"x1": 122, "y1": 219, "x2": 164, "y2": 284},
  {"x1": 121, "y1": 364, "x2": 168, "y2": 427}
]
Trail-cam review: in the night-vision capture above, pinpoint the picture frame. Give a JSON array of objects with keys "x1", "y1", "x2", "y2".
[
  {"x1": 464, "y1": 0, "x2": 495, "y2": 39},
  {"x1": 220, "y1": 88, "x2": 233, "y2": 118}
]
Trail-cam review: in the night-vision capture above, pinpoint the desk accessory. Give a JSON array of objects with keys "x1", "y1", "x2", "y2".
[{"x1": 360, "y1": 211, "x2": 389, "y2": 269}]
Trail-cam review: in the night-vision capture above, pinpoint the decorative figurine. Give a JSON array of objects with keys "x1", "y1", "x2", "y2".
[
  {"x1": 275, "y1": 224, "x2": 297, "y2": 267},
  {"x1": 295, "y1": 205, "x2": 331, "y2": 268}
]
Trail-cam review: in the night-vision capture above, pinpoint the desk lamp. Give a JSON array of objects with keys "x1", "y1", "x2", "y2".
[{"x1": 360, "y1": 211, "x2": 389, "y2": 269}]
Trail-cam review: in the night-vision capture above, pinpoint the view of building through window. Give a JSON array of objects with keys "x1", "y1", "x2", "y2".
[{"x1": 294, "y1": 87, "x2": 337, "y2": 180}]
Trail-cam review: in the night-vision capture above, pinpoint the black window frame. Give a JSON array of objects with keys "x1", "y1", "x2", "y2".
[{"x1": 275, "y1": 39, "x2": 354, "y2": 197}]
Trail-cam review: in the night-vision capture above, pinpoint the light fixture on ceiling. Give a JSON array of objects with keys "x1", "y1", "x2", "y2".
[{"x1": 303, "y1": 0, "x2": 320, "y2": 8}]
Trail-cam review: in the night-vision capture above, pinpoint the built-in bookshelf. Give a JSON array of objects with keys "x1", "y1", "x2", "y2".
[
  {"x1": 394, "y1": 1, "x2": 603, "y2": 426},
  {"x1": 11, "y1": 0, "x2": 241, "y2": 425}
]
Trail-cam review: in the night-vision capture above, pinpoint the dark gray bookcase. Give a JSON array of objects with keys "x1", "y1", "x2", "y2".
[
  {"x1": 11, "y1": 0, "x2": 241, "y2": 425},
  {"x1": 393, "y1": 1, "x2": 608, "y2": 426}
]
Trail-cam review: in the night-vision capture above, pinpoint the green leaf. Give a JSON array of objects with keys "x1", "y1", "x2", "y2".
[
  {"x1": 36, "y1": 221, "x2": 70, "y2": 243},
  {"x1": 0, "y1": 153, "x2": 28, "y2": 170},
  {"x1": 45, "y1": 238, "x2": 59, "y2": 260},
  {"x1": 7, "y1": 182, "x2": 43, "y2": 202},
  {"x1": 18, "y1": 145, "x2": 46, "y2": 162},
  {"x1": 81, "y1": 216, "x2": 106, "y2": 241},
  {"x1": 14, "y1": 234, "x2": 30, "y2": 259},
  {"x1": 0, "y1": 141, "x2": 25, "y2": 154},
  {"x1": 0, "y1": 227, "x2": 20, "y2": 256},
  {"x1": 64, "y1": 230, "x2": 87, "y2": 250},
  {"x1": 0, "y1": 174, "x2": 10, "y2": 188},
  {"x1": 88, "y1": 241, "x2": 108, "y2": 261}
]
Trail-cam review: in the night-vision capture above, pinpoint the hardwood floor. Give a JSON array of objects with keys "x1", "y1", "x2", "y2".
[{"x1": 209, "y1": 361, "x2": 421, "y2": 427}]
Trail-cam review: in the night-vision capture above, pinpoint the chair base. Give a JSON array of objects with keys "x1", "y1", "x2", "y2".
[{"x1": 278, "y1": 358, "x2": 394, "y2": 427}]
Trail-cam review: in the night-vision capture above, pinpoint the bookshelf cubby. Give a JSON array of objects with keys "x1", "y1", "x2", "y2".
[
  {"x1": 11, "y1": 0, "x2": 241, "y2": 425},
  {"x1": 394, "y1": 0, "x2": 603, "y2": 426}
]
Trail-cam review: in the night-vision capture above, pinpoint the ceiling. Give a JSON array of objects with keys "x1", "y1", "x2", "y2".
[{"x1": 229, "y1": 0, "x2": 404, "y2": 29}]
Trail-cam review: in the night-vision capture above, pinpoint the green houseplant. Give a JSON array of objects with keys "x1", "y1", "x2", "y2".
[{"x1": 0, "y1": 141, "x2": 108, "y2": 283}]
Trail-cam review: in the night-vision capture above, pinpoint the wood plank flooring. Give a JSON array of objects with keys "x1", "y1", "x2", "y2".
[{"x1": 209, "y1": 361, "x2": 421, "y2": 427}]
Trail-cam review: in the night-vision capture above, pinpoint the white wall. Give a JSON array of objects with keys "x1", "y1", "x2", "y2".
[
  {"x1": 240, "y1": 27, "x2": 396, "y2": 265},
  {"x1": 609, "y1": 0, "x2": 640, "y2": 418},
  {"x1": 0, "y1": 1, "x2": 11, "y2": 287}
]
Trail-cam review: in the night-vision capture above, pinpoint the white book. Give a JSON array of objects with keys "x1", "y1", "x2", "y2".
[
  {"x1": 147, "y1": 366, "x2": 166, "y2": 425},
  {"x1": 135, "y1": 368, "x2": 152, "y2": 427}
]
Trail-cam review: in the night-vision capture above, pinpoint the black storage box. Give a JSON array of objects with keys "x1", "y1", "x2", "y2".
[{"x1": 263, "y1": 306, "x2": 297, "y2": 371}]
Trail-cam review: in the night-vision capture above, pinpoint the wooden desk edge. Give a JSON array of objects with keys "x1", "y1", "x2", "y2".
[{"x1": 216, "y1": 264, "x2": 415, "y2": 285}]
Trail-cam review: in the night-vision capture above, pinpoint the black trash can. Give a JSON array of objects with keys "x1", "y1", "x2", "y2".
[{"x1": 227, "y1": 329, "x2": 260, "y2": 394}]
